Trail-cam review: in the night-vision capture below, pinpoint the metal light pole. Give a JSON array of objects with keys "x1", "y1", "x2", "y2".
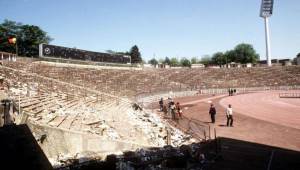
[
  {"x1": 264, "y1": 17, "x2": 271, "y2": 66},
  {"x1": 260, "y1": 0, "x2": 274, "y2": 67}
]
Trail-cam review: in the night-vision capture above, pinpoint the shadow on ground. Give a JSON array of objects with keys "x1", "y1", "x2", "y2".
[{"x1": 1, "y1": 124, "x2": 299, "y2": 170}]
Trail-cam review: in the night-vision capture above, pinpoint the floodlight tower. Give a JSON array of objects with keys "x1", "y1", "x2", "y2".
[{"x1": 260, "y1": 0, "x2": 274, "y2": 66}]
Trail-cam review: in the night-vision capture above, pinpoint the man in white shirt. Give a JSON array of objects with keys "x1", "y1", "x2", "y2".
[{"x1": 226, "y1": 104, "x2": 233, "y2": 127}]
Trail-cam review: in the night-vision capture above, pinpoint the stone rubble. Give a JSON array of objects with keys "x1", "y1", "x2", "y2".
[
  {"x1": 127, "y1": 106, "x2": 196, "y2": 147},
  {"x1": 55, "y1": 141, "x2": 219, "y2": 170},
  {"x1": 8, "y1": 83, "x2": 198, "y2": 168}
]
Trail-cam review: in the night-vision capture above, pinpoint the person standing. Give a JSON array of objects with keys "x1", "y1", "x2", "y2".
[
  {"x1": 209, "y1": 104, "x2": 216, "y2": 123},
  {"x1": 170, "y1": 100, "x2": 176, "y2": 120},
  {"x1": 159, "y1": 98, "x2": 164, "y2": 111},
  {"x1": 226, "y1": 104, "x2": 233, "y2": 127},
  {"x1": 176, "y1": 102, "x2": 183, "y2": 119}
]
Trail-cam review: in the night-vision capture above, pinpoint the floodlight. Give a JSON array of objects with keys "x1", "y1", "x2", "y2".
[
  {"x1": 260, "y1": 0, "x2": 274, "y2": 18},
  {"x1": 260, "y1": 0, "x2": 274, "y2": 66}
]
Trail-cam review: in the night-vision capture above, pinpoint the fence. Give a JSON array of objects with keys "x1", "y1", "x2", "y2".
[
  {"x1": 199, "y1": 85, "x2": 300, "y2": 95},
  {"x1": 279, "y1": 93, "x2": 300, "y2": 98}
]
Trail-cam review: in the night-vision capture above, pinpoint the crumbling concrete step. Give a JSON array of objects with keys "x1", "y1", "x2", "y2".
[
  {"x1": 25, "y1": 100, "x2": 55, "y2": 112},
  {"x1": 68, "y1": 118, "x2": 82, "y2": 131},
  {"x1": 48, "y1": 115, "x2": 68, "y2": 127},
  {"x1": 68, "y1": 112, "x2": 82, "y2": 130},
  {"x1": 57, "y1": 115, "x2": 77, "y2": 129},
  {"x1": 21, "y1": 96, "x2": 65, "y2": 109},
  {"x1": 61, "y1": 100, "x2": 80, "y2": 110}
]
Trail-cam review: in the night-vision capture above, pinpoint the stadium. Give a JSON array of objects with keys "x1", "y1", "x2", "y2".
[
  {"x1": 1, "y1": 49, "x2": 300, "y2": 169},
  {"x1": 1, "y1": 0, "x2": 300, "y2": 170}
]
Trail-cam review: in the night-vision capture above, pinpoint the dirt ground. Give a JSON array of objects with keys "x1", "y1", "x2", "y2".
[{"x1": 151, "y1": 91, "x2": 300, "y2": 152}]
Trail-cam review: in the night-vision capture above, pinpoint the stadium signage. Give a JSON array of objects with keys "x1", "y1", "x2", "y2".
[{"x1": 39, "y1": 44, "x2": 131, "y2": 64}]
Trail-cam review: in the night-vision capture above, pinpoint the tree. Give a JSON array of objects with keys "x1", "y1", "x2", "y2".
[
  {"x1": 163, "y1": 57, "x2": 171, "y2": 65},
  {"x1": 148, "y1": 58, "x2": 158, "y2": 66},
  {"x1": 129, "y1": 45, "x2": 142, "y2": 63},
  {"x1": 170, "y1": 57, "x2": 179, "y2": 67},
  {"x1": 191, "y1": 57, "x2": 198, "y2": 64},
  {"x1": 18, "y1": 25, "x2": 52, "y2": 57},
  {"x1": 0, "y1": 19, "x2": 52, "y2": 57},
  {"x1": 233, "y1": 43, "x2": 259, "y2": 64},
  {"x1": 0, "y1": 20, "x2": 21, "y2": 54},
  {"x1": 200, "y1": 55, "x2": 211, "y2": 65},
  {"x1": 224, "y1": 50, "x2": 236, "y2": 64},
  {"x1": 180, "y1": 57, "x2": 191, "y2": 67},
  {"x1": 211, "y1": 52, "x2": 226, "y2": 66}
]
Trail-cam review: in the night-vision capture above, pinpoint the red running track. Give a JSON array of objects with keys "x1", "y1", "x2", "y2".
[{"x1": 219, "y1": 91, "x2": 300, "y2": 129}]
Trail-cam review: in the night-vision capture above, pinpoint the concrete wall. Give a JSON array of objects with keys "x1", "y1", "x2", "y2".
[{"x1": 27, "y1": 122, "x2": 152, "y2": 160}]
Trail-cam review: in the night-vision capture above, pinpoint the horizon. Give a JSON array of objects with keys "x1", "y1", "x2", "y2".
[{"x1": 0, "y1": 0, "x2": 299, "y2": 61}]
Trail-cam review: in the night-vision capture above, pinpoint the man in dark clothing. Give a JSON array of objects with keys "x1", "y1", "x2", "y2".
[
  {"x1": 159, "y1": 98, "x2": 164, "y2": 111},
  {"x1": 170, "y1": 101, "x2": 176, "y2": 120},
  {"x1": 209, "y1": 104, "x2": 216, "y2": 123}
]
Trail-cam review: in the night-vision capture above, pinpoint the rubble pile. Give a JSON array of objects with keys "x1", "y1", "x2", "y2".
[
  {"x1": 127, "y1": 106, "x2": 196, "y2": 147},
  {"x1": 49, "y1": 152, "x2": 103, "y2": 169},
  {"x1": 116, "y1": 142, "x2": 219, "y2": 170},
  {"x1": 56, "y1": 141, "x2": 220, "y2": 170}
]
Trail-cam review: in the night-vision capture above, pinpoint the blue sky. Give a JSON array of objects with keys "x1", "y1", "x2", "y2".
[{"x1": 0, "y1": 0, "x2": 299, "y2": 61}]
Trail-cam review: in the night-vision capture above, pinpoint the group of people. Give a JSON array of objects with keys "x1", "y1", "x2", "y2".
[
  {"x1": 159, "y1": 98, "x2": 183, "y2": 120},
  {"x1": 228, "y1": 88, "x2": 237, "y2": 96},
  {"x1": 209, "y1": 103, "x2": 233, "y2": 127},
  {"x1": 159, "y1": 97, "x2": 234, "y2": 127}
]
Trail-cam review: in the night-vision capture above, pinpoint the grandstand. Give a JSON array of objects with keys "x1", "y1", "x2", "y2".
[{"x1": 1, "y1": 56, "x2": 300, "y2": 169}]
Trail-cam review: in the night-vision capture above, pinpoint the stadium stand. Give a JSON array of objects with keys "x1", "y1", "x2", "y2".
[
  {"x1": 1, "y1": 57, "x2": 300, "y2": 169},
  {"x1": 2, "y1": 58, "x2": 300, "y2": 97}
]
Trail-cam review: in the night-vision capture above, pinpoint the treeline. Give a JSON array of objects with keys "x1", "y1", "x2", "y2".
[
  {"x1": 148, "y1": 43, "x2": 260, "y2": 67},
  {"x1": 0, "y1": 19, "x2": 52, "y2": 57}
]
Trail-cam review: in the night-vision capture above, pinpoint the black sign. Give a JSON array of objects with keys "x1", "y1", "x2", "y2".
[{"x1": 41, "y1": 44, "x2": 130, "y2": 64}]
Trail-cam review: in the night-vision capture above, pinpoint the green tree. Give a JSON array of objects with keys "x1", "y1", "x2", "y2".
[
  {"x1": 0, "y1": 19, "x2": 52, "y2": 57},
  {"x1": 129, "y1": 45, "x2": 142, "y2": 63},
  {"x1": 163, "y1": 57, "x2": 171, "y2": 65},
  {"x1": 224, "y1": 50, "x2": 236, "y2": 64},
  {"x1": 180, "y1": 57, "x2": 191, "y2": 67},
  {"x1": 233, "y1": 43, "x2": 259, "y2": 64},
  {"x1": 18, "y1": 24, "x2": 52, "y2": 56},
  {"x1": 191, "y1": 57, "x2": 198, "y2": 64},
  {"x1": 211, "y1": 52, "x2": 226, "y2": 66},
  {"x1": 200, "y1": 55, "x2": 211, "y2": 65},
  {"x1": 148, "y1": 58, "x2": 158, "y2": 66},
  {"x1": 0, "y1": 20, "x2": 21, "y2": 54},
  {"x1": 170, "y1": 57, "x2": 179, "y2": 67}
]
